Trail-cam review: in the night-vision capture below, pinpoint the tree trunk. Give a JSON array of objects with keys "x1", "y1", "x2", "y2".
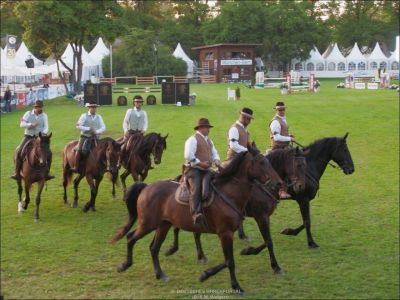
[{"x1": 56, "y1": 59, "x2": 69, "y2": 95}]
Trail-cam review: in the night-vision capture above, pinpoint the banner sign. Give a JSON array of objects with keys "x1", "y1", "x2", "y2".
[
  {"x1": 220, "y1": 59, "x2": 252, "y2": 66},
  {"x1": 6, "y1": 35, "x2": 17, "y2": 59},
  {"x1": 17, "y1": 92, "x2": 27, "y2": 109}
]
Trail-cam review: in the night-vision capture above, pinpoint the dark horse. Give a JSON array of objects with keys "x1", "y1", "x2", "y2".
[
  {"x1": 15, "y1": 132, "x2": 53, "y2": 221},
  {"x1": 62, "y1": 137, "x2": 121, "y2": 212},
  {"x1": 120, "y1": 132, "x2": 168, "y2": 192},
  {"x1": 165, "y1": 147, "x2": 307, "y2": 274},
  {"x1": 238, "y1": 133, "x2": 354, "y2": 249},
  {"x1": 111, "y1": 150, "x2": 283, "y2": 294}
]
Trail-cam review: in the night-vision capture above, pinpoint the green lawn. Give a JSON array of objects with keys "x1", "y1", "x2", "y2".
[{"x1": 1, "y1": 79, "x2": 399, "y2": 299}]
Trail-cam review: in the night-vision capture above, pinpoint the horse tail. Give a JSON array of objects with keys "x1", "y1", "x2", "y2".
[
  {"x1": 62, "y1": 146, "x2": 74, "y2": 185},
  {"x1": 111, "y1": 182, "x2": 147, "y2": 244}
]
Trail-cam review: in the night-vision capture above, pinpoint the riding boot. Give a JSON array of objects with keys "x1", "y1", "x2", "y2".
[
  {"x1": 10, "y1": 156, "x2": 22, "y2": 180},
  {"x1": 192, "y1": 196, "x2": 205, "y2": 226},
  {"x1": 45, "y1": 152, "x2": 55, "y2": 181},
  {"x1": 186, "y1": 168, "x2": 205, "y2": 226},
  {"x1": 71, "y1": 151, "x2": 81, "y2": 172},
  {"x1": 279, "y1": 186, "x2": 291, "y2": 199},
  {"x1": 201, "y1": 171, "x2": 212, "y2": 201}
]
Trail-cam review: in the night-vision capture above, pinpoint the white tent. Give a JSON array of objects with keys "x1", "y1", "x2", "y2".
[
  {"x1": 367, "y1": 42, "x2": 389, "y2": 70},
  {"x1": 89, "y1": 37, "x2": 110, "y2": 62},
  {"x1": 305, "y1": 46, "x2": 325, "y2": 71},
  {"x1": 388, "y1": 36, "x2": 399, "y2": 71},
  {"x1": 14, "y1": 42, "x2": 43, "y2": 67},
  {"x1": 345, "y1": 42, "x2": 367, "y2": 71},
  {"x1": 173, "y1": 43, "x2": 194, "y2": 78},
  {"x1": 324, "y1": 43, "x2": 346, "y2": 71}
]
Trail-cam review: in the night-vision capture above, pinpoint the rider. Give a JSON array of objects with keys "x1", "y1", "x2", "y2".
[
  {"x1": 184, "y1": 118, "x2": 221, "y2": 225},
  {"x1": 226, "y1": 107, "x2": 254, "y2": 161},
  {"x1": 120, "y1": 95, "x2": 148, "y2": 164},
  {"x1": 11, "y1": 100, "x2": 55, "y2": 181},
  {"x1": 268, "y1": 101, "x2": 296, "y2": 199},
  {"x1": 73, "y1": 101, "x2": 106, "y2": 172}
]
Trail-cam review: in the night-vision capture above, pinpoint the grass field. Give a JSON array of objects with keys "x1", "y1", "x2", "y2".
[{"x1": 1, "y1": 79, "x2": 399, "y2": 299}]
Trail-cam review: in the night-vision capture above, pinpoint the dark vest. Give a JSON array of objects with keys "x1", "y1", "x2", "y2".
[
  {"x1": 194, "y1": 133, "x2": 213, "y2": 165},
  {"x1": 269, "y1": 116, "x2": 290, "y2": 150},
  {"x1": 227, "y1": 123, "x2": 250, "y2": 160}
]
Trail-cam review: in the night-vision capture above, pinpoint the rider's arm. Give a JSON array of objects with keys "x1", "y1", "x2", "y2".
[
  {"x1": 228, "y1": 126, "x2": 247, "y2": 153},
  {"x1": 76, "y1": 113, "x2": 90, "y2": 131},
  {"x1": 95, "y1": 115, "x2": 106, "y2": 134},
  {"x1": 184, "y1": 136, "x2": 200, "y2": 166},
  {"x1": 142, "y1": 111, "x2": 148, "y2": 132},
  {"x1": 270, "y1": 120, "x2": 291, "y2": 142},
  {"x1": 210, "y1": 139, "x2": 221, "y2": 165},
  {"x1": 20, "y1": 111, "x2": 32, "y2": 128},
  {"x1": 42, "y1": 113, "x2": 49, "y2": 134},
  {"x1": 122, "y1": 109, "x2": 131, "y2": 134}
]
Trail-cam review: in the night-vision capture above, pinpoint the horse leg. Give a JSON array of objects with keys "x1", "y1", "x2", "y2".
[
  {"x1": 120, "y1": 169, "x2": 130, "y2": 194},
  {"x1": 23, "y1": 180, "x2": 31, "y2": 210},
  {"x1": 299, "y1": 201, "x2": 319, "y2": 249},
  {"x1": 90, "y1": 177, "x2": 102, "y2": 212},
  {"x1": 194, "y1": 232, "x2": 208, "y2": 264},
  {"x1": 199, "y1": 231, "x2": 244, "y2": 294},
  {"x1": 238, "y1": 219, "x2": 249, "y2": 241},
  {"x1": 83, "y1": 175, "x2": 99, "y2": 213},
  {"x1": 72, "y1": 173, "x2": 84, "y2": 208},
  {"x1": 111, "y1": 172, "x2": 118, "y2": 201},
  {"x1": 150, "y1": 221, "x2": 171, "y2": 281},
  {"x1": 117, "y1": 225, "x2": 153, "y2": 273},
  {"x1": 280, "y1": 199, "x2": 306, "y2": 236},
  {"x1": 241, "y1": 215, "x2": 283, "y2": 274},
  {"x1": 164, "y1": 227, "x2": 180, "y2": 256},
  {"x1": 34, "y1": 180, "x2": 45, "y2": 221},
  {"x1": 17, "y1": 178, "x2": 24, "y2": 213},
  {"x1": 62, "y1": 166, "x2": 71, "y2": 205}
]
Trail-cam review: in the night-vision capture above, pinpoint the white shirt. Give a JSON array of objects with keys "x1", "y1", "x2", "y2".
[
  {"x1": 228, "y1": 121, "x2": 248, "y2": 153},
  {"x1": 20, "y1": 110, "x2": 49, "y2": 134},
  {"x1": 76, "y1": 112, "x2": 106, "y2": 134},
  {"x1": 270, "y1": 115, "x2": 291, "y2": 142},
  {"x1": 184, "y1": 131, "x2": 220, "y2": 167},
  {"x1": 122, "y1": 107, "x2": 148, "y2": 133}
]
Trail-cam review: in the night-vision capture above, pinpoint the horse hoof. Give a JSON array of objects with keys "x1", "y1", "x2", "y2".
[
  {"x1": 309, "y1": 244, "x2": 320, "y2": 250},
  {"x1": 34, "y1": 218, "x2": 40, "y2": 223},
  {"x1": 280, "y1": 228, "x2": 293, "y2": 235},
  {"x1": 91, "y1": 206, "x2": 96, "y2": 212},
  {"x1": 233, "y1": 287, "x2": 245, "y2": 296},
  {"x1": 239, "y1": 235, "x2": 249, "y2": 242},
  {"x1": 158, "y1": 274, "x2": 170, "y2": 282},
  {"x1": 82, "y1": 206, "x2": 89, "y2": 213},
  {"x1": 198, "y1": 257, "x2": 208, "y2": 264},
  {"x1": 240, "y1": 247, "x2": 255, "y2": 255},
  {"x1": 274, "y1": 269, "x2": 285, "y2": 275},
  {"x1": 199, "y1": 271, "x2": 209, "y2": 282},
  {"x1": 71, "y1": 203, "x2": 77, "y2": 208},
  {"x1": 64, "y1": 201, "x2": 69, "y2": 205},
  {"x1": 164, "y1": 247, "x2": 177, "y2": 256},
  {"x1": 117, "y1": 262, "x2": 131, "y2": 273}
]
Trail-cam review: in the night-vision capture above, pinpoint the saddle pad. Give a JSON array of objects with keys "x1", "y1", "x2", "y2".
[{"x1": 173, "y1": 181, "x2": 214, "y2": 208}]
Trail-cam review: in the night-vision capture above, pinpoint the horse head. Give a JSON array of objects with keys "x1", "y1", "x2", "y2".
[
  {"x1": 98, "y1": 138, "x2": 121, "y2": 175},
  {"x1": 287, "y1": 147, "x2": 307, "y2": 193},
  {"x1": 247, "y1": 149, "x2": 283, "y2": 190},
  {"x1": 152, "y1": 134, "x2": 168, "y2": 165},
  {"x1": 36, "y1": 132, "x2": 52, "y2": 167},
  {"x1": 332, "y1": 132, "x2": 355, "y2": 175}
]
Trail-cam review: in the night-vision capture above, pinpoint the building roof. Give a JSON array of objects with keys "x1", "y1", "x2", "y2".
[{"x1": 192, "y1": 43, "x2": 261, "y2": 50}]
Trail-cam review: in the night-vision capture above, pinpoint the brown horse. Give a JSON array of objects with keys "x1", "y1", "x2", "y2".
[
  {"x1": 15, "y1": 132, "x2": 53, "y2": 221},
  {"x1": 120, "y1": 132, "x2": 168, "y2": 192},
  {"x1": 62, "y1": 137, "x2": 121, "y2": 212},
  {"x1": 165, "y1": 147, "x2": 307, "y2": 275},
  {"x1": 111, "y1": 150, "x2": 283, "y2": 294}
]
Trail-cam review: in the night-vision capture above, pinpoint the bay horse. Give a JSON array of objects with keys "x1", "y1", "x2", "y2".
[
  {"x1": 62, "y1": 137, "x2": 121, "y2": 212},
  {"x1": 111, "y1": 150, "x2": 283, "y2": 294},
  {"x1": 15, "y1": 132, "x2": 53, "y2": 221},
  {"x1": 120, "y1": 132, "x2": 168, "y2": 193},
  {"x1": 164, "y1": 147, "x2": 307, "y2": 275}
]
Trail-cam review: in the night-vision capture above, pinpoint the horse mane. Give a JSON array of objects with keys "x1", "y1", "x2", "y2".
[
  {"x1": 303, "y1": 137, "x2": 339, "y2": 158},
  {"x1": 133, "y1": 132, "x2": 160, "y2": 154},
  {"x1": 265, "y1": 148, "x2": 293, "y2": 169},
  {"x1": 215, "y1": 151, "x2": 248, "y2": 184}
]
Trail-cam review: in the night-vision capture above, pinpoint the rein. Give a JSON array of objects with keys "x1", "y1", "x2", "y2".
[
  {"x1": 210, "y1": 181, "x2": 245, "y2": 220},
  {"x1": 253, "y1": 179, "x2": 279, "y2": 203}
]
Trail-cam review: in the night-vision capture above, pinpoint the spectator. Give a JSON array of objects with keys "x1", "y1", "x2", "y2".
[{"x1": 3, "y1": 85, "x2": 12, "y2": 113}]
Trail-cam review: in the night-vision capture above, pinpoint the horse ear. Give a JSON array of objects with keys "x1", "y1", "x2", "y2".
[
  {"x1": 48, "y1": 132, "x2": 52, "y2": 138},
  {"x1": 164, "y1": 134, "x2": 169, "y2": 139},
  {"x1": 343, "y1": 132, "x2": 349, "y2": 140},
  {"x1": 39, "y1": 132, "x2": 42, "y2": 138}
]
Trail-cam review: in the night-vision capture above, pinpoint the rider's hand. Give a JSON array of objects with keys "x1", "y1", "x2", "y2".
[
  {"x1": 91, "y1": 127, "x2": 97, "y2": 134},
  {"x1": 30, "y1": 123, "x2": 38, "y2": 128},
  {"x1": 214, "y1": 160, "x2": 221, "y2": 167},
  {"x1": 198, "y1": 161, "x2": 211, "y2": 169},
  {"x1": 291, "y1": 137, "x2": 296, "y2": 142}
]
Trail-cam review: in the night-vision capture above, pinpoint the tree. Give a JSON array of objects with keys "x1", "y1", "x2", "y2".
[
  {"x1": 16, "y1": 0, "x2": 123, "y2": 93},
  {"x1": 0, "y1": 0, "x2": 24, "y2": 48}
]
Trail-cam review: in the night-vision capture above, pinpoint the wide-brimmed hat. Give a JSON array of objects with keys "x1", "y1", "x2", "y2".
[
  {"x1": 85, "y1": 101, "x2": 99, "y2": 108},
  {"x1": 240, "y1": 107, "x2": 254, "y2": 119},
  {"x1": 33, "y1": 100, "x2": 44, "y2": 108},
  {"x1": 274, "y1": 101, "x2": 287, "y2": 110},
  {"x1": 194, "y1": 118, "x2": 214, "y2": 130}
]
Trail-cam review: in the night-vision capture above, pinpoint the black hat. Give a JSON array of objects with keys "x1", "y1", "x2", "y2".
[
  {"x1": 194, "y1": 118, "x2": 214, "y2": 130},
  {"x1": 33, "y1": 100, "x2": 44, "y2": 108},
  {"x1": 240, "y1": 107, "x2": 254, "y2": 119}
]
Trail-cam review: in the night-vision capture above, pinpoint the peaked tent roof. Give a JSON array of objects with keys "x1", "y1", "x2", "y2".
[
  {"x1": 325, "y1": 43, "x2": 345, "y2": 61},
  {"x1": 89, "y1": 37, "x2": 110, "y2": 62},
  {"x1": 172, "y1": 43, "x2": 194, "y2": 77},
  {"x1": 61, "y1": 44, "x2": 98, "y2": 67},
  {"x1": 368, "y1": 42, "x2": 388, "y2": 60},
  {"x1": 15, "y1": 42, "x2": 43, "y2": 67},
  {"x1": 346, "y1": 42, "x2": 365, "y2": 61},
  {"x1": 307, "y1": 46, "x2": 324, "y2": 61}
]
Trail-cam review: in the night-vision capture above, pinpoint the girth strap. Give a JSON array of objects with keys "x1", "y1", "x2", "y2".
[{"x1": 210, "y1": 182, "x2": 245, "y2": 220}]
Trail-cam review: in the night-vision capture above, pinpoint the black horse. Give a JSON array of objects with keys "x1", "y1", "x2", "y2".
[{"x1": 165, "y1": 147, "x2": 307, "y2": 274}]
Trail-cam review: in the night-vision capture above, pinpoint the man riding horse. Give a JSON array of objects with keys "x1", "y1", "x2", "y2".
[
  {"x1": 268, "y1": 101, "x2": 296, "y2": 199},
  {"x1": 73, "y1": 101, "x2": 106, "y2": 172},
  {"x1": 184, "y1": 118, "x2": 221, "y2": 226},
  {"x1": 11, "y1": 100, "x2": 54, "y2": 181}
]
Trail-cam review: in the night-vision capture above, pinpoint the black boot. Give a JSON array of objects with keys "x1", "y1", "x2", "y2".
[
  {"x1": 45, "y1": 152, "x2": 55, "y2": 180},
  {"x1": 11, "y1": 157, "x2": 22, "y2": 180}
]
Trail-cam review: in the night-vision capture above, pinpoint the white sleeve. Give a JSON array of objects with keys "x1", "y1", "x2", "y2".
[
  {"x1": 228, "y1": 126, "x2": 248, "y2": 153},
  {"x1": 210, "y1": 140, "x2": 221, "y2": 162},
  {"x1": 143, "y1": 111, "x2": 148, "y2": 132},
  {"x1": 270, "y1": 120, "x2": 291, "y2": 142},
  {"x1": 42, "y1": 113, "x2": 49, "y2": 134},
  {"x1": 95, "y1": 115, "x2": 106, "y2": 134},
  {"x1": 20, "y1": 111, "x2": 32, "y2": 128},
  {"x1": 122, "y1": 109, "x2": 131, "y2": 133},
  {"x1": 184, "y1": 136, "x2": 200, "y2": 166},
  {"x1": 76, "y1": 114, "x2": 90, "y2": 131}
]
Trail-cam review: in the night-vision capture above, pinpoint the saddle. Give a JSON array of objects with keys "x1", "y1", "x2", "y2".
[
  {"x1": 17, "y1": 139, "x2": 34, "y2": 161},
  {"x1": 174, "y1": 173, "x2": 215, "y2": 208}
]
